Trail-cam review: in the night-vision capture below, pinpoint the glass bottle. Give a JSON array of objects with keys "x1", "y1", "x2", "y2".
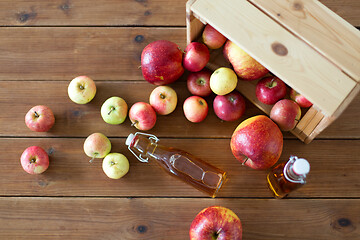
[
  {"x1": 267, "y1": 156, "x2": 310, "y2": 199},
  {"x1": 125, "y1": 132, "x2": 227, "y2": 198}
]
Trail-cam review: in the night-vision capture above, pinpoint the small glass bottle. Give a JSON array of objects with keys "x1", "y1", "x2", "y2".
[
  {"x1": 125, "y1": 132, "x2": 227, "y2": 198},
  {"x1": 267, "y1": 156, "x2": 310, "y2": 199}
]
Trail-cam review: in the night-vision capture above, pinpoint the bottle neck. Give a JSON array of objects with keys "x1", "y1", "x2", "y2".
[
  {"x1": 130, "y1": 135, "x2": 158, "y2": 163},
  {"x1": 284, "y1": 159, "x2": 307, "y2": 184}
]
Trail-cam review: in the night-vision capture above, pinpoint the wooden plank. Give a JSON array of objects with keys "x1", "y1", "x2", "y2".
[
  {"x1": 0, "y1": 197, "x2": 358, "y2": 239},
  {"x1": 1, "y1": 81, "x2": 359, "y2": 139},
  {"x1": 0, "y1": 0, "x2": 187, "y2": 26},
  {"x1": 0, "y1": 0, "x2": 358, "y2": 26},
  {"x1": 0, "y1": 27, "x2": 186, "y2": 81},
  {"x1": 191, "y1": 0, "x2": 356, "y2": 117},
  {"x1": 250, "y1": 0, "x2": 360, "y2": 82},
  {"x1": 0, "y1": 80, "x2": 255, "y2": 138},
  {"x1": 1, "y1": 138, "x2": 359, "y2": 198}
]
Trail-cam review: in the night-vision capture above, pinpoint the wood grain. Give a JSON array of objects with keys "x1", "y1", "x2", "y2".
[
  {"x1": 1, "y1": 138, "x2": 359, "y2": 198},
  {"x1": 0, "y1": 27, "x2": 185, "y2": 81},
  {"x1": 0, "y1": 0, "x2": 358, "y2": 26},
  {"x1": 0, "y1": 0, "x2": 187, "y2": 26},
  {"x1": 0, "y1": 81, "x2": 359, "y2": 138},
  {"x1": 250, "y1": 0, "x2": 360, "y2": 82},
  {"x1": 0, "y1": 197, "x2": 358, "y2": 239}
]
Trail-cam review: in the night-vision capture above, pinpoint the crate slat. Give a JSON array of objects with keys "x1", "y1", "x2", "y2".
[{"x1": 250, "y1": 0, "x2": 360, "y2": 82}]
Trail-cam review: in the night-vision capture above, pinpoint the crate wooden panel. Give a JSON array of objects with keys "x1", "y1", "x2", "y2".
[{"x1": 186, "y1": 0, "x2": 360, "y2": 143}]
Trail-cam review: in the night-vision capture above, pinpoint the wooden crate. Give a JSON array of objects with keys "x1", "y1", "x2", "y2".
[{"x1": 186, "y1": 0, "x2": 360, "y2": 143}]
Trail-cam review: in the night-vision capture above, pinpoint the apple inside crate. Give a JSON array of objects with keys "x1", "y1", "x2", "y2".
[{"x1": 186, "y1": 0, "x2": 360, "y2": 143}]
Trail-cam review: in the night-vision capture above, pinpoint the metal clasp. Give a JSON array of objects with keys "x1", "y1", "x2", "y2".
[{"x1": 127, "y1": 132, "x2": 159, "y2": 163}]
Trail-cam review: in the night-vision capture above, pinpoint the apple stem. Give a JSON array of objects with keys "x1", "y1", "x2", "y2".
[
  {"x1": 108, "y1": 107, "x2": 115, "y2": 115},
  {"x1": 160, "y1": 93, "x2": 166, "y2": 99},
  {"x1": 89, "y1": 156, "x2": 95, "y2": 163},
  {"x1": 79, "y1": 85, "x2": 84, "y2": 90},
  {"x1": 269, "y1": 77, "x2": 276, "y2": 88},
  {"x1": 178, "y1": 46, "x2": 186, "y2": 54},
  {"x1": 30, "y1": 158, "x2": 36, "y2": 163},
  {"x1": 34, "y1": 111, "x2": 39, "y2": 118},
  {"x1": 242, "y1": 156, "x2": 249, "y2": 165},
  {"x1": 131, "y1": 120, "x2": 138, "y2": 127},
  {"x1": 217, "y1": 228, "x2": 222, "y2": 235},
  {"x1": 138, "y1": 65, "x2": 142, "y2": 69}
]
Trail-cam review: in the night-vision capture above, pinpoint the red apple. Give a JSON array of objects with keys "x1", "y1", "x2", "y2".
[
  {"x1": 183, "y1": 42, "x2": 210, "y2": 72},
  {"x1": 129, "y1": 102, "x2": 157, "y2": 130},
  {"x1": 290, "y1": 88, "x2": 313, "y2": 108},
  {"x1": 255, "y1": 77, "x2": 287, "y2": 105},
  {"x1": 149, "y1": 86, "x2": 178, "y2": 115},
  {"x1": 213, "y1": 91, "x2": 246, "y2": 121},
  {"x1": 231, "y1": 115, "x2": 283, "y2": 170},
  {"x1": 202, "y1": 24, "x2": 227, "y2": 49},
  {"x1": 270, "y1": 99, "x2": 301, "y2": 131},
  {"x1": 223, "y1": 40, "x2": 268, "y2": 81},
  {"x1": 190, "y1": 206, "x2": 242, "y2": 240},
  {"x1": 25, "y1": 105, "x2": 55, "y2": 132},
  {"x1": 187, "y1": 69, "x2": 212, "y2": 97},
  {"x1": 20, "y1": 146, "x2": 49, "y2": 174},
  {"x1": 141, "y1": 40, "x2": 184, "y2": 85},
  {"x1": 183, "y1": 96, "x2": 208, "y2": 123}
]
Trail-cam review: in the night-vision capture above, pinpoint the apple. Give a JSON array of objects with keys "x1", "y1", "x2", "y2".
[
  {"x1": 213, "y1": 91, "x2": 246, "y2": 121},
  {"x1": 187, "y1": 69, "x2": 212, "y2": 97},
  {"x1": 183, "y1": 96, "x2": 208, "y2": 123},
  {"x1": 255, "y1": 76, "x2": 287, "y2": 105},
  {"x1": 183, "y1": 42, "x2": 210, "y2": 72},
  {"x1": 202, "y1": 24, "x2": 227, "y2": 49},
  {"x1": 270, "y1": 99, "x2": 301, "y2": 131},
  {"x1": 141, "y1": 40, "x2": 184, "y2": 85},
  {"x1": 20, "y1": 146, "x2": 49, "y2": 174},
  {"x1": 190, "y1": 206, "x2": 242, "y2": 240},
  {"x1": 102, "y1": 153, "x2": 130, "y2": 179},
  {"x1": 83, "y1": 133, "x2": 112, "y2": 162},
  {"x1": 223, "y1": 40, "x2": 268, "y2": 81},
  {"x1": 149, "y1": 86, "x2": 177, "y2": 115},
  {"x1": 210, "y1": 67, "x2": 238, "y2": 95},
  {"x1": 290, "y1": 88, "x2": 313, "y2": 108},
  {"x1": 231, "y1": 115, "x2": 283, "y2": 170},
  {"x1": 67, "y1": 76, "x2": 96, "y2": 104},
  {"x1": 129, "y1": 102, "x2": 157, "y2": 131},
  {"x1": 101, "y1": 96, "x2": 128, "y2": 125},
  {"x1": 25, "y1": 105, "x2": 55, "y2": 132}
]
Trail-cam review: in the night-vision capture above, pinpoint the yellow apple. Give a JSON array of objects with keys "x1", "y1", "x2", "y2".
[
  {"x1": 210, "y1": 67, "x2": 238, "y2": 95},
  {"x1": 102, "y1": 153, "x2": 130, "y2": 179}
]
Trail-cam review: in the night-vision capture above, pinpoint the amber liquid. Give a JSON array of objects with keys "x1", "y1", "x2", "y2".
[
  {"x1": 131, "y1": 135, "x2": 227, "y2": 198},
  {"x1": 267, "y1": 162, "x2": 304, "y2": 199}
]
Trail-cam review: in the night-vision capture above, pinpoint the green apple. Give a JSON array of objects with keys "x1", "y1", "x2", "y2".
[
  {"x1": 101, "y1": 96, "x2": 128, "y2": 125},
  {"x1": 210, "y1": 67, "x2": 238, "y2": 95},
  {"x1": 83, "y1": 133, "x2": 111, "y2": 162},
  {"x1": 102, "y1": 153, "x2": 130, "y2": 179},
  {"x1": 68, "y1": 76, "x2": 97, "y2": 104}
]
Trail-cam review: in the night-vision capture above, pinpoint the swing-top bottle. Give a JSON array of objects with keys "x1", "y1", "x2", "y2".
[{"x1": 126, "y1": 132, "x2": 227, "y2": 198}]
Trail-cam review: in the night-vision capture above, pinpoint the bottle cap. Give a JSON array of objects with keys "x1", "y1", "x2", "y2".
[
  {"x1": 293, "y1": 158, "x2": 310, "y2": 175},
  {"x1": 125, "y1": 133, "x2": 135, "y2": 146}
]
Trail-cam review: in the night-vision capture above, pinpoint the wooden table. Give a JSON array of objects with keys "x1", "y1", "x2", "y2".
[{"x1": 0, "y1": 0, "x2": 359, "y2": 239}]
